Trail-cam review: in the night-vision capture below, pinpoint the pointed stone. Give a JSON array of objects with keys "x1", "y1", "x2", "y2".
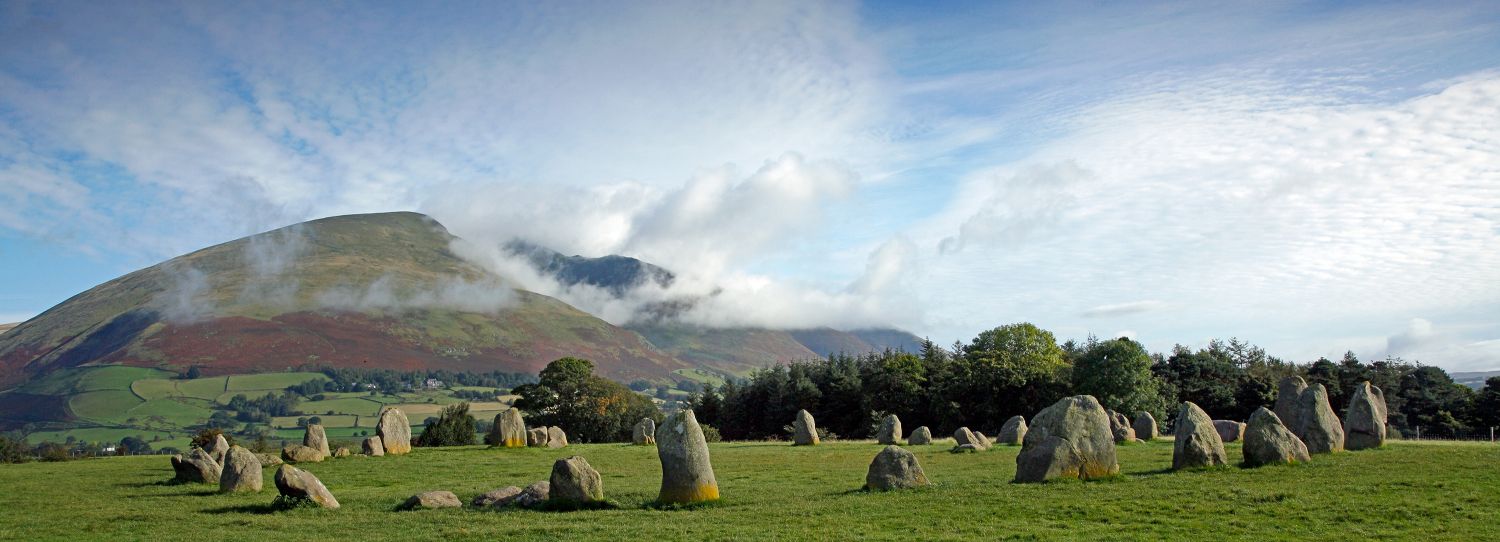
[
  {"x1": 1274, "y1": 376, "x2": 1307, "y2": 435},
  {"x1": 997, "y1": 416, "x2": 1027, "y2": 445},
  {"x1": 953, "y1": 427, "x2": 986, "y2": 451},
  {"x1": 1172, "y1": 401, "x2": 1227, "y2": 470},
  {"x1": 1344, "y1": 381, "x2": 1388, "y2": 450},
  {"x1": 876, "y1": 414, "x2": 902, "y2": 445},
  {"x1": 633, "y1": 418, "x2": 657, "y2": 445},
  {"x1": 1243, "y1": 407, "x2": 1311, "y2": 467},
  {"x1": 655, "y1": 409, "x2": 719, "y2": 504},
  {"x1": 219, "y1": 445, "x2": 262, "y2": 493},
  {"x1": 792, "y1": 409, "x2": 819, "y2": 445},
  {"x1": 865, "y1": 445, "x2": 929, "y2": 491},
  {"x1": 303, "y1": 424, "x2": 331, "y2": 458},
  {"x1": 1015, "y1": 395, "x2": 1119, "y2": 482},
  {"x1": 377, "y1": 408, "x2": 412, "y2": 455},
  {"x1": 1132, "y1": 411, "x2": 1158, "y2": 440},
  {"x1": 1295, "y1": 383, "x2": 1345, "y2": 454},
  {"x1": 274, "y1": 464, "x2": 339, "y2": 509}
]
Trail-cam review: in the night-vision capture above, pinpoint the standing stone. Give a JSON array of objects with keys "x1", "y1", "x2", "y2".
[
  {"x1": 170, "y1": 447, "x2": 221, "y2": 484},
  {"x1": 378, "y1": 408, "x2": 412, "y2": 455},
  {"x1": 303, "y1": 424, "x2": 331, "y2": 458},
  {"x1": 205, "y1": 434, "x2": 230, "y2": 466},
  {"x1": 273, "y1": 464, "x2": 339, "y2": 509},
  {"x1": 549, "y1": 456, "x2": 604, "y2": 504},
  {"x1": 1274, "y1": 375, "x2": 1307, "y2": 435},
  {"x1": 864, "y1": 445, "x2": 929, "y2": 491},
  {"x1": 792, "y1": 409, "x2": 819, "y2": 446},
  {"x1": 997, "y1": 416, "x2": 1028, "y2": 445},
  {"x1": 908, "y1": 426, "x2": 933, "y2": 445},
  {"x1": 281, "y1": 444, "x2": 324, "y2": 463},
  {"x1": 1132, "y1": 411, "x2": 1159, "y2": 440},
  {"x1": 361, "y1": 436, "x2": 385, "y2": 457},
  {"x1": 219, "y1": 445, "x2": 262, "y2": 493},
  {"x1": 633, "y1": 418, "x2": 657, "y2": 445},
  {"x1": 1295, "y1": 383, "x2": 1345, "y2": 454},
  {"x1": 490, "y1": 408, "x2": 527, "y2": 448},
  {"x1": 1108, "y1": 411, "x2": 1136, "y2": 443},
  {"x1": 655, "y1": 409, "x2": 720, "y2": 504},
  {"x1": 953, "y1": 427, "x2": 986, "y2": 450},
  {"x1": 1213, "y1": 420, "x2": 1246, "y2": 443},
  {"x1": 547, "y1": 426, "x2": 568, "y2": 448},
  {"x1": 1344, "y1": 381, "x2": 1388, "y2": 451},
  {"x1": 1014, "y1": 395, "x2": 1119, "y2": 483},
  {"x1": 527, "y1": 427, "x2": 550, "y2": 447},
  {"x1": 1243, "y1": 407, "x2": 1311, "y2": 467},
  {"x1": 398, "y1": 490, "x2": 462, "y2": 510},
  {"x1": 1172, "y1": 401, "x2": 1228, "y2": 470},
  {"x1": 876, "y1": 414, "x2": 902, "y2": 445}
]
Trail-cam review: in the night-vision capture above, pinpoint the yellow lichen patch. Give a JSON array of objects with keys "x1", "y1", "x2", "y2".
[
  {"x1": 660, "y1": 483, "x2": 719, "y2": 503},
  {"x1": 505, "y1": 438, "x2": 526, "y2": 448}
]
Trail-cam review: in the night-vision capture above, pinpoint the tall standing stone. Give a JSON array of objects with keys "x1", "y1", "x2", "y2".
[
  {"x1": 908, "y1": 426, "x2": 933, "y2": 445},
  {"x1": 549, "y1": 456, "x2": 604, "y2": 504},
  {"x1": 1172, "y1": 401, "x2": 1227, "y2": 470},
  {"x1": 1274, "y1": 375, "x2": 1307, "y2": 435},
  {"x1": 1014, "y1": 395, "x2": 1119, "y2": 483},
  {"x1": 219, "y1": 445, "x2": 263, "y2": 493},
  {"x1": 1344, "y1": 381, "x2": 1388, "y2": 451},
  {"x1": 1295, "y1": 383, "x2": 1345, "y2": 454},
  {"x1": 997, "y1": 416, "x2": 1027, "y2": 445},
  {"x1": 378, "y1": 408, "x2": 412, "y2": 455},
  {"x1": 792, "y1": 409, "x2": 819, "y2": 445},
  {"x1": 633, "y1": 418, "x2": 657, "y2": 445},
  {"x1": 361, "y1": 436, "x2": 385, "y2": 457},
  {"x1": 303, "y1": 423, "x2": 331, "y2": 458},
  {"x1": 876, "y1": 414, "x2": 902, "y2": 445},
  {"x1": 274, "y1": 464, "x2": 339, "y2": 509},
  {"x1": 491, "y1": 408, "x2": 527, "y2": 448},
  {"x1": 1108, "y1": 411, "x2": 1137, "y2": 443},
  {"x1": 655, "y1": 409, "x2": 719, "y2": 504},
  {"x1": 1132, "y1": 411, "x2": 1158, "y2": 440},
  {"x1": 864, "y1": 445, "x2": 929, "y2": 491},
  {"x1": 547, "y1": 426, "x2": 568, "y2": 448},
  {"x1": 1213, "y1": 420, "x2": 1246, "y2": 443},
  {"x1": 1243, "y1": 407, "x2": 1311, "y2": 467}
]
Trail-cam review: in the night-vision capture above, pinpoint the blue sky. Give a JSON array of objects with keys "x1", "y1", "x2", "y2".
[{"x1": 2, "y1": 0, "x2": 1498, "y2": 370}]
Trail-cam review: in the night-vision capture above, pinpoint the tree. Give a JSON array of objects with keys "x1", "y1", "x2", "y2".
[
  {"x1": 416, "y1": 402, "x2": 477, "y2": 447},
  {"x1": 951, "y1": 323, "x2": 1070, "y2": 427},
  {"x1": 1471, "y1": 377, "x2": 1500, "y2": 430},
  {"x1": 190, "y1": 428, "x2": 233, "y2": 450},
  {"x1": 515, "y1": 357, "x2": 660, "y2": 442},
  {"x1": 184, "y1": 366, "x2": 202, "y2": 380},
  {"x1": 1072, "y1": 337, "x2": 1165, "y2": 419},
  {"x1": 1397, "y1": 366, "x2": 1474, "y2": 437}
]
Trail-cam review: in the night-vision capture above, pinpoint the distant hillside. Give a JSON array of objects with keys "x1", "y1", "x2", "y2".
[
  {"x1": 506, "y1": 240, "x2": 675, "y2": 296},
  {"x1": 0, "y1": 323, "x2": 15, "y2": 335},
  {"x1": 1452, "y1": 370, "x2": 1500, "y2": 389}
]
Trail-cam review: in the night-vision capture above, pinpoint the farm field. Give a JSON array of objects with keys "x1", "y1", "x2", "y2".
[{"x1": 0, "y1": 440, "x2": 1495, "y2": 541}]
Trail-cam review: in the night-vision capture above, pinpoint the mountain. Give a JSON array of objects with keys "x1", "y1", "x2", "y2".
[
  {"x1": 504, "y1": 240, "x2": 675, "y2": 296},
  {"x1": 0, "y1": 323, "x2": 15, "y2": 335}
]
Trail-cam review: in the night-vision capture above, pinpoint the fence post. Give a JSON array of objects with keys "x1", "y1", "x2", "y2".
[
  {"x1": 1491, "y1": 426, "x2": 1495, "y2": 443},
  {"x1": 1416, "y1": 427, "x2": 1421, "y2": 440}
]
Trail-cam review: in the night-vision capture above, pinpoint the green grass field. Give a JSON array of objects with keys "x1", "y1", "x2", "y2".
[
  {"x1": 0, "y1": 440, "x2": 1494, "y2": 541},
  {"x1": 67, "y1": 390, "x2": 146, "y2": 423},
  {"x1": 225, "y1": 372, "x2": 325, "y2": 391}
]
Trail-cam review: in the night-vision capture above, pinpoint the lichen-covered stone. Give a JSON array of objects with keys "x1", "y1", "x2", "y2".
[
  {"x1": 1274, "y1": 375, "x2": 1307, "y2": 435},
  {"x1": 792, "y1": 409, "x2": 819, "y2": 446},
  {"x1": 1295, "y1": 383, "x2": 1345, "y2": 454},
  {"x1": 472, "y1": 486, "x2": 522, "y2": 508},
  {"x1": 997, "y1": 416, "x2": 1027, "y2": 445},
  {"x1": 655, "y1": 409, "x2": 719, "y2": 504},
  {"x1": 527, "y1": 427, "x2": 550, "y2": 447},
  {"x1": 1172, "y1": 401, "x2": 1227, "y2": 470},
  {"x1": 1213, "y1": 420, "x2": 1246, "y2": 443},
  {"x1": 398, "y1": 490, "x2": 462, "y2": 510},
  {"x1": 491, "y1": 408, "x2": 527, "y2": 448},
  {"x1": 1015, "y1": 395, "x2": 1119, "y2": 482},
  {"x1": 865, "y1": 445, "x2": 929, "y2": 491},
  {"x1": 1243, "y1": 407, "x2": 1311, "y2": 467},
  {"x1": 547, "y1": 426, "x2": 568, "y2": 448},
  {"x1": 303, "y1": 424, "x2": 331, "y2": 458},
  {"x1": 908, "y1": 426, "x2": 933, "y2": 445},
  {"x1": 171, "y1": 447, "x2": 221, "y2": 484},
  {"x1": 218, "y1": 445, "x2": 262, "y2": 493},
  {"x1": 876, "y1": 414, "x2": 902, "y2": 445},
  {"x1": 633, "y1": 418, "x2": 656, "y2": 445},
  {"x1": 281, "y1": 444, "x2": 324, "y2": 463},
  {"x1": 549, "y1": 456, "x2": 604, "y2": 504},
  {"x1": 1344, "y1": 381, "x2": 1388, "y2": 451},
  {"x1": 361, "y1": 436, "x2": 384, "y2": 457},
  {"x1": 1108, "y1": 410, "x2": 1137, "y2": 443},
  {"x1": 274, "y1": 464, "x2": 339, "y2": 509},
  {"x1": 378, "y1": 408, "x2": 412, "y2": 455},
  {"x1": 953, "y1": 427, "x2": 986, "y2": 451},
  {"x1": 1132, "y1": 411, "x2": 1158, "y2": 440}
]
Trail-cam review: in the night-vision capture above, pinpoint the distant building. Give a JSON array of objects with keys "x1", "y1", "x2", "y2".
[{"x1": 424, "y1": 378, "x2": 444, "y2": 389}]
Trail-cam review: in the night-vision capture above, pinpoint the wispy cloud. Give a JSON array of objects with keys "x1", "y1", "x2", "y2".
[{"x1": 1080, "y1": 301, "x2": 1167, "y2": 319}]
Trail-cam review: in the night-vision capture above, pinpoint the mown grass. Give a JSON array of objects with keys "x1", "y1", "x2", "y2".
[
  {"x1": 0, "y1": 440, "x2": 1494, "y2": 541},
  {"x1": 67, "y1": 390, "x2": 145, "y2": 423},
  {"x1": 225, "y1": 372, "x2": 325, "y2": 391}
]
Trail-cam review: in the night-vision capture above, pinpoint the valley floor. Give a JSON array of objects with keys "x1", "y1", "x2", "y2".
[{"x1": 0, "y1": 439, "x2": 1496, "y2": 541}]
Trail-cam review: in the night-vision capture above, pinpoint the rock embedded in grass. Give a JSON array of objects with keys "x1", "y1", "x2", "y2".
[
  {"x1": 1213, "y1": 420, "x2": 1245, "y2": 443},
  {"x1": 549, "y1": 456, "x2": 604, "y2": 505},
  {"x1": 281, "y1": 444, "x2": 324, "y2": 463},
  {"x1": 274, "y1": 464, "x2": 339, "y2": 509},
  {"x1": 170, "y1": 447, "x2": 221, "y2": 484},
  {"x1": 1274, "y1": 376, "x2": 1307, "y2": 435},
  {"x1": 255, "y1": 453, "x2": 283, "y2": 467},
  {"x1": 792, "y1": 409, "x2": 819, "y2": 446},
  {"x1": 876, "y1": 414, "x2": 902, "y2": 445},
  {"x1": 378, "y1": 408, "x2": 412, "y2": 455},
  {"x1": 1243, "y1": 407, "x2": 1311, "y2": 467},
  {"x1": 361, "y1": 436, "x2": 384, "y2": 457},
  {"x1": 527, "y1": 427, "x2": 549, "y2": 447},
  {"x1": 1344, "y1": 381, "x2": 1388, "y2": 451},
  {"x1": 219, "y1": 445, "x2": 262, "y2": 493},
  {"x1": 633, "y1": 418, "x2": 656, "y2": 446},
  {"x1": 908, "y1": 426, "x2": 933, "y2": 445},
  {"x1": 472, "y1": 486, "x2": 522, "y2": 507},
  {"x1": 1015, "y1": 395, "x2": 1119, "y2": 483},
  {"x1": 951, "y1": 443, "x2": 981, "y2": 453},
  {"x1": 1295, "y1": 383, "x2": 1345, "y2": 454},
  {"x1": 398, "y1": 490, "x2": 462, "y2": 510},
  {"x1": 953, "y1": 427, "x2": 986, "y2": 451},
  {"x1": 974, "y1": 431, "x2": 992, "y2": 448},
  {"x1": 492, "y1": 408, "x2": 527, "y2": 448},
  {"x1": 516, "y1": 481, "x2": 550, "y2": 508},
  {"x1": 303, "y1": 423, "x2": 331, "y2": 458},
  {"x1": 1132, "y1": 411, "x2": 1158, "y2": 440},
  {"x1": 333, "y1": 446, "x2": 350, "y2": 458},
  {"x1": 1172, "y1": 401, "x2": 1227, "y2": 470},
  {"x1": 865, "y1": 445, "x2": 929, "y2": 491},
  {"x1": 655, "y1": 409, "x2": 720, "y2": 504},
  {"x1": 547, "y1": 426, "x2": 568, "y2": 448},
  {"x1": 997, "y1": 416, "x2": 1027, "y2": 445}
]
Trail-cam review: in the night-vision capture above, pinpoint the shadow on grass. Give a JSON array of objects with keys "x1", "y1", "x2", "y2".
[
  {"x1": 202, "y1": 503, "x2": 292, "y2": 515},
  {"x1": 643, "y1": 499, "x2": 726, "y2": 511}
]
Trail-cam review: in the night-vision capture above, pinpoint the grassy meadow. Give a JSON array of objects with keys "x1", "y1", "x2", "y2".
[{"x1": 0, "y1": 439, "x2": 1496, "y2": 541}]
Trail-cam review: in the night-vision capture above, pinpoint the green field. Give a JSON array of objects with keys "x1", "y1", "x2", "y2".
[
  {"x1": 0, "y1": 440, "x2": 1494, "y2": 540},
  {"x1": 68, "y1": 390, "x2": 146, "y2": 423},
  {"x1": 672, "y1": 368, "x2": 726, "y2": 386},
  {"x1": 298, "y1": 397, "x2": 386, "y2": 417},
  {"x1": 226, "y1": 372, "x2": 325, "y2": 391}
]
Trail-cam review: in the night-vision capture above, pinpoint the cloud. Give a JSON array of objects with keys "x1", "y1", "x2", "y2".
[
  {"x1": 1383, "y1": 318, "x2": 1500, "y2": 372},
  {"x1": 1080, "y1": 301, "x2": 1167, "y2": 319}
]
